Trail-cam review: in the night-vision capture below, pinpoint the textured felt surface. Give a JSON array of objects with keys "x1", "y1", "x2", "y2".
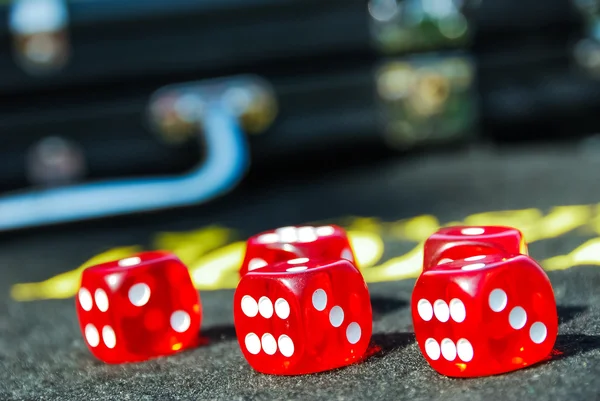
[{"x1": 1, "y1": 143, "x2": 600, "y2": 400}]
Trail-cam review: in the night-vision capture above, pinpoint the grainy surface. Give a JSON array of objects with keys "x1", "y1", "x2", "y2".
[{"x1": 1, "y1": 143, "x2": 600, "y2": 400}]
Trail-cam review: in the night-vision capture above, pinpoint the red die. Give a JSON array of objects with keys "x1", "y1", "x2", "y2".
[
  {"x1": 411, "y1": 253, "x2": 558, "y2": 377},
  {"x1": 233, "y1": 258, "x2": 372, "y2": 375},
  {"x1": 75, "y1": 251, "x2": 201, "y2": 364},
  {"x1": 240, "y1": 225, "x2": 355, "y2": 276},
  {"x1": 423, "y1": 226, "x2": 528, "y2": 272}
]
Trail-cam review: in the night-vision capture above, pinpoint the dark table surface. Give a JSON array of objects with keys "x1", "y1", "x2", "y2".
[{"x1": 1, "y1": 141, "x2": 600, "y2": 400}]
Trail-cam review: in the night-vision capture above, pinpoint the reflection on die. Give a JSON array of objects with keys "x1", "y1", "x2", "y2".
[
  {"x1": 75, "y1": 251, "x2": 201, "y2": 364},
  {"x1": 240, "y1": 225, "x2": 356, "y2": 277},
  {"x1": 411, "y1": 253, "x2": 558, "y2": 377},
  {"x1": 423, "y1": 226, "x2": 528, "y2": 272},
  {"x1": 233, "y1": 258, "x2": 372, "y2": 375}
]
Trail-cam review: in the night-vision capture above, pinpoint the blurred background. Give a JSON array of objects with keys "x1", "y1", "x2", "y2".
[
  {"x1": 5, "y1": 3, "x2": 600, "y2": 398},
  {"x1": 5, "y1": 4, "x2": 600, "y2": 399},
  {"x1": 0, "y1": 0, "x2": 599, "y2": 231}
]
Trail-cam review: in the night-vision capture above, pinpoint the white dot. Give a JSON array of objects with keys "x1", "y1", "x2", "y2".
[
  {"x1": 488, "y1": 289, "x2": 507, "y2": 312},
  {"x1": 464, "y1": 255, "x2": 487, "y2": 262},
  {"x1": 128, "y1": 283, "x2": 151, "y2": 307},
  {"x1": 417, "y1": 299, "x2": 433, "y2": 321},
  {"x1": 288, "y1": 258, "x2": 309, "y2": 265},
  {"x1": 104, "y1": 273, "x2": 124, "y2": 290},
  {"x1": 341, "y1": 248, "x2": 354, "y2": 261},
  {"x1": 509, "y1": 306, "x2": 527, "y2": 330},
  {"x1": 329, "y1": 306, "x2": 344, "y2": 327},
  {"x1": 258, "y1": 297, "x2": 274, "y2": 318},
  {"x1": 449, "y1": 298, "x2": 466, "y2": 323},
  {"x1": 94, "y1": 289, "x2": 109, "y2": 312},
  {"x1": 85, "y1": 324, "x2": 99, "y2": 347},
  {"x1": 461, "y1": 227, "x2": 485, "y2": 235},
  {"x1": 441, "y1": 338, "x2": 457, "y2": 361},
  {"x1": 276, "y1": 226, "x2": 298, "y2": 243},
  {"x1": 241, "y1": 295, "x2": 259, "y2": 317},
  {"x1": 275, "y1": 298, "x2": 290, "y2": 319},
  {"x1": 286, "y1": 266, "x2": 308, "y2": 272},
  {"x1": 433, "y1": 300, "x2": 449, "y2": 322},
  {"x1": 170, "y1": 310, "x2": 191, "y2": 333},
  {"x1": 248, "y1": 258, "x2": 268, "y2": 271},
  {"x1": 312, "y1": 289, "x2": 327, "y2": 311},
  {"x1": 297, "y1": 226, "x2": 318, "y2": 243},
  {"x1": 316, "y1": 226, "x2": 335, "y2": 236},
  {"x1": 78, "y1": 288, "x2": 92, "y2": 311},
  {"x1": 257, "y1": 233, "x2": 279, "y2": 244},
  {"x1": 102, "y1": 326, "x2": 116, "y2": 349},
  {"x1": 456, "y1": 338, "x2": 473, "y2": 362},
  {"x1": 261, "y1": 333, "x2": 277, "y2": 355},
  {"x1": 437, "y1": 258, "x2": 454, "y2": 265},
  {"x1": 118, "y1": 256, "x2": 141, "y2": 267},
  {"x1": 461, "y1": 263, "x2": 486, "y2": 271},
  {"x1": 278, "y1": 335, "x2": 294, "y2": 357},
  {"x1": 346, "y1": 322, "x2": 361, "y2": 344},
  {"x1": 529, "y1": 322, "x2": 547, "y2": 344},
  {"x1": 245, "y1": 333, "x2": 261, "y2": 354},
  {"x1": 424, "y1": 338, "x2": 440, "y2": 360}
]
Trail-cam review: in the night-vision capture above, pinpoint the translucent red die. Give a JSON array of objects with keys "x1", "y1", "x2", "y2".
[
  {"x1": 233, "y1": 258, "x2": 372, "y2": 375},
  {"x1": 75, "y1": 251, "x2": 201, "y2": 364},
  {"x1": 423, "y1": 226, "x2": 528, "y2": 272},
  {"x1": 240, "y1": 225, "x2": 355, "y2": 276},
  {"x1": 411, "y1": 253, "x2": 557, "y2": 377}
]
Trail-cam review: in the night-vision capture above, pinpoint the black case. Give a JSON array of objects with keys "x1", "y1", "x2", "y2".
[{"x1": 0, "y1": 0, "x2": 595, "y2": 230}]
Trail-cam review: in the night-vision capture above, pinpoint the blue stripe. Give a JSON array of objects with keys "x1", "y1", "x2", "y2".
[{"x1": 0, "y1": 105, "x2": 249, "y2": 231}]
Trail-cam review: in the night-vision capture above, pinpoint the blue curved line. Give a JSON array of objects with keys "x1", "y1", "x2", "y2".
[{"x1": 0, "y1": 105, "x2": 249, "y2": 231}]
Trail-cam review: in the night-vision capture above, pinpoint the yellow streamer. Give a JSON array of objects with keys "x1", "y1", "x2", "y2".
[
  {"x1": 542, "y1": 237, "x2": 600, "y2": 271},
  {"x1": 348, "y1": 230, "x2": 385, "y2": 269},
  {"x1": 362, "y1": 242, "x2": 424, "y2": 283},
  {"x1": 463, "y1": 208, "x2": 544, "y2": 240},
  {"x1": 346, "y1": 217, "x2": 384, "y2": 234},
  {"x1": 9, "y1": 204, "x2": 600, "y2": 302},
  {"x1": 189, "y1": 242, "x2": 246, "y2": 290},
  {"x1": 587, "y1": 204, "x2": 600, "y2": 236},
  {"x1": 464, "y1": 206, "x2": 592, "y2": 243},
  {"x1": 387, "y1": 215, "x2": 440, "y2": 242},
  {"x1": 528, "y1": 206, "x2": 592, "y2": 242},
  {"x1": 153, "y1": 226, "x2": 234, "y2": 266}
]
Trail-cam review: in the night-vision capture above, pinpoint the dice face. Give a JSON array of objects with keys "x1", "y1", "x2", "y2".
[
  {"x1": 76, "y1": 251, "x2": 201, "y2": 364},
  {"x1": 411, "y1": 254, "x2": 557, "y2": 377},
  {"x1": 240, "y1": 225, "x2": 355, "y2": 276},
  {"x1": 233, "y1": 258, "x2": 372, "y2": 375},
  {"x1": 423, "y1": 226, "x2": 528, "y2": 272}
]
